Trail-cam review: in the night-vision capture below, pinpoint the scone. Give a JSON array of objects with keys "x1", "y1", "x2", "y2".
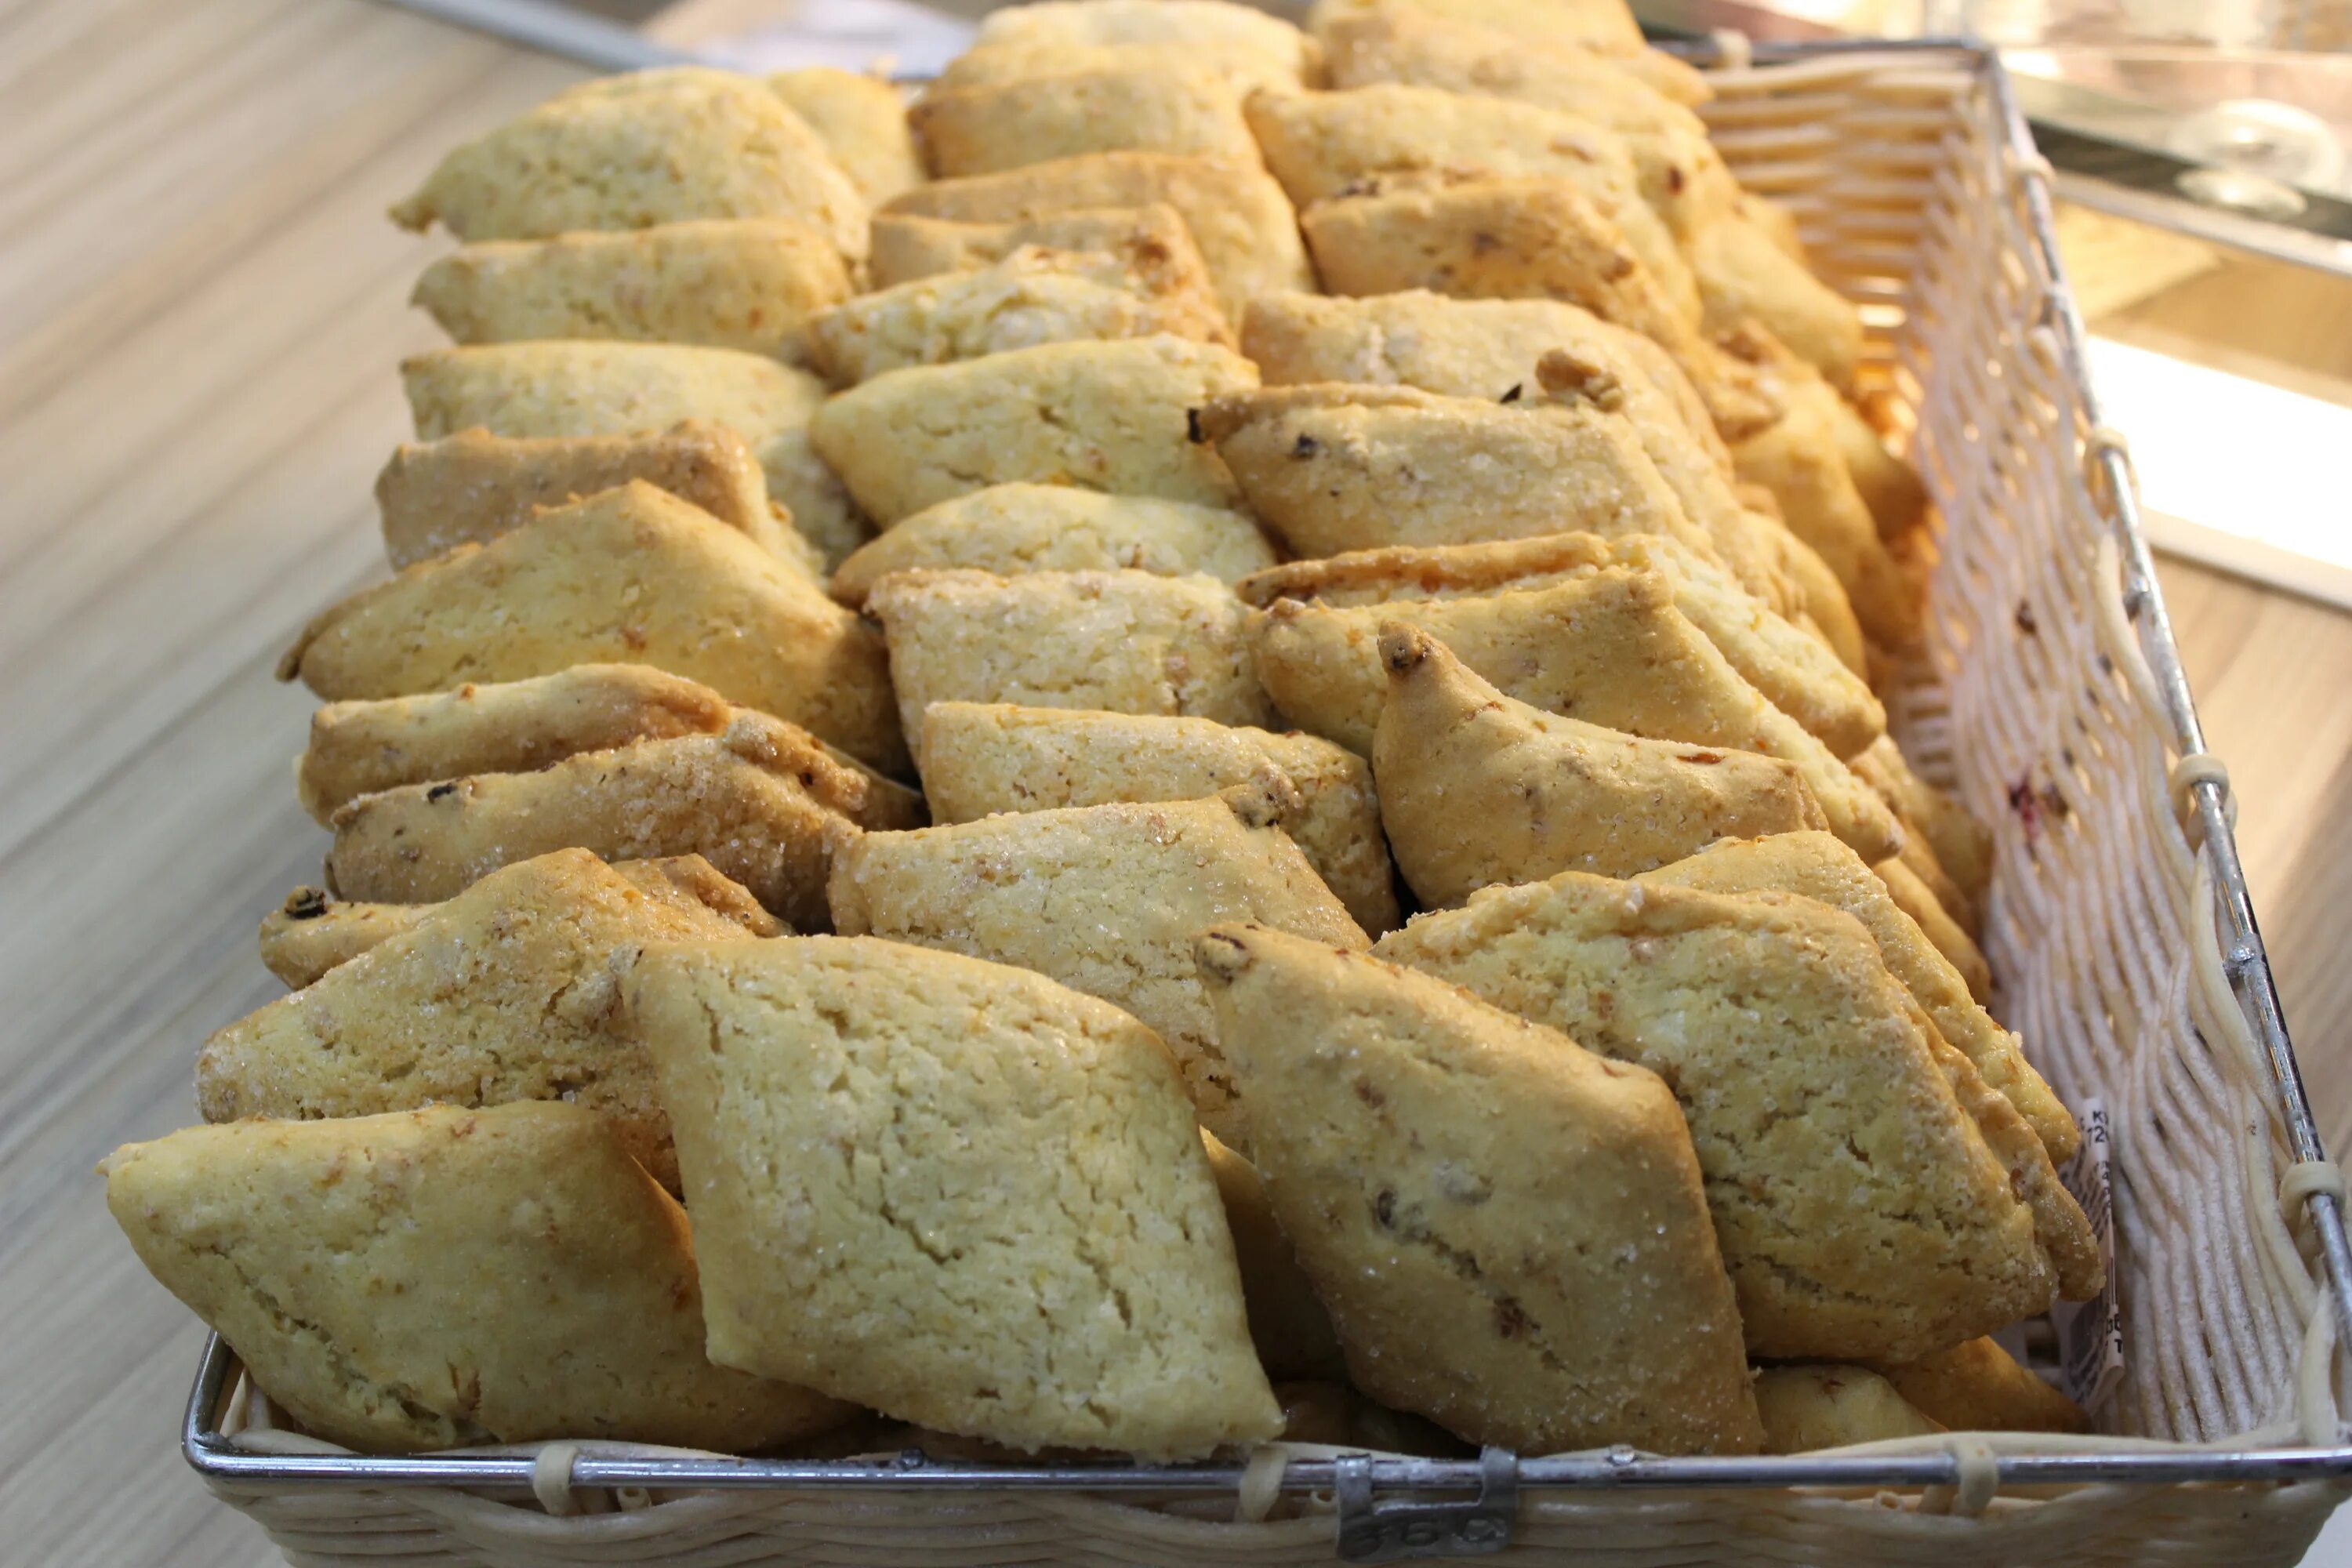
[
  {"x1": 1193, "y1": 925, "x2": 1762, "y2": 1455},
  {"x1": 325, "y1": 711, "x2": 923, "y2": 930},
  {"x1": 389, "y1": 67, "x2": 866, "y2": 260},
  {"x1": 103, "y1": 1102, "x2": 849, "y2": 1452},
  {"x1": 1374, "y1": 873, "x2": 2095, "y2": 1359},
  {"x1": 768, "y1": 67, "x2": 923, "y2": 205},
  {"x1": 412, "y1": 220, "x2": 853, "y2": 363},
  {"x1": 1853, "y1": 735, "x2": 1996, "y2": 912},
  {"x1": 1305, "y1": 0, "x2": 1703, "y2": 102},
  {"x1": 1871, "y1": 1338, "x2": 2092, "y2": 1433},
  {"x1": 1199, "y1": 1130, "x2": 1348, "y2": 1381},
  {"x1": 1754, "y1": 1367, "x2": 1944, "y2": 1454},
  {"x1": 866, "y1": 569, "x2": 1276, "y2": 766},
  {"x1": 867, "y1": 202, "x2": 1214, "y2": 292},
  {"x1": 201, "y1": 850, "x2": 778, "y2": 1189},
  {"x1": 279, "y1": 483, "x2": 905, "y2": 775},
  {"x1": 829, "y1": 485, "x2": 1276, "y2": 607},
  {"x1": 917, "y1": 700, "x2": 1396, "y2": 932},
  {"x1": 828, "y1": 781, "x2": 1368, "y2": 1142},
  {"x1": 1876, "y1": 855, "x2": 1993, "y2": 1001},
  {"x1": 809, "y1": 336, "x2": 1256, "y2": 524},
  {"x1": 620, "y1": 935, "x2": 1282, "y2": 1458},
  {"x1": 1693, "y1": 209, "x2": 1867, "y2": 395},
  {"x1": 912, "y1": 66, "x2": 1260, "y2": 176},
  {"x1": 971, "y1": 0, "x2": 1319, "y2": 89},
  {"x1": 1374, "y1": 625, "x2": 1825, "y2": 906}
]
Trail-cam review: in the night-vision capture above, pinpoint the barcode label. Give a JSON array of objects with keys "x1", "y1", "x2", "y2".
[{"x1": 2053, "y1": 1099, "x2": 2125, "y2": 1411}]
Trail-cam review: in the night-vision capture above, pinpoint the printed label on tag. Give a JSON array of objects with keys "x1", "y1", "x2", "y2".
[{"x1": 2053, "y1": 1098, "x2": 2125, "y2": 1412}]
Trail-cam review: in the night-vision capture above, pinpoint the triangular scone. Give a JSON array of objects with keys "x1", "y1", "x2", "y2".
[
  {"x1": 1375, "y1": 626, "x2": 1825, "y2": 906},
  {"x1": 280, "y1": 484, "x2": 906, "y2": 775},
  {"x1": 972, "y1": 0, "x2": 1319, "y2": 87},
  {"x1": 1245, "y1": 566, "x2": 1902, "y2": 859},
  {"x1": 1236, "y1": 531, "x2": 1883, "y2": 759},
  {"x1": 919, "y1": 700, "x2": 1397, "y2": 933},
  {"x1": 1639, "y1": 832, "x2": 2081, "y2": 1164},
  {"x1": 388, "y1": 67, "x2": 867, "y2": 259},
  {"x1": 868, "y1": 203, "x2": 1215, "y2": 293},
  {"x1": 326, "y1": 712, "x2": 923, "y2": 930},
  {"x1": 103, "y1": 1102, "x2": 850, "y2": 1453},
  {"x1": 866, "y1": 570, "x2": 1276, "y2": 770},
  {"x1": 1374, "y1": 873, "x2": 2088, "y2": 1359},
  {"x1": 828, "y1": 781, "x2": 1369, "y2": 1142},
  {"x1": 1870, "y1": 1337, "x2": 2091, "y2": 1433},
  {"x1": 1306, "y1": 0, "x2": 1705, "y2": 102},
  {"x1": 830, "y1": 485, "x2": 1276, "y2": 607},
  {"x1": 808, "y1": 337, "x2": 1256, "y2": 524},
  {"x1": 1192, "y1": 925, "x2": 1762, "y2": 1454},
  {"x1": 768, "y1": 67, "x2": 924, "y2": 205},
  {"x1": 1753, "y1": 1367, "x2": 1943, "y2": 1454},
  {"x1": 1200, "y1": 1130, "x2": 1348, "y2": 1381},
  {"x1": 1853, "y1": 735, "x2": 1995, "y2": 912},
  {"x1": 1875, "y1": 855, "x2": 1992, "y2": 1002},
  {"x1": 202, "y1": 851, "x2": 778, "y2": 1189},
  {"x1": 910, "y1": 65, "x2": 1261, "y2": 178},
  {"x1": 621, "y1": 935, "x2": 1282, "y2": 1458}
]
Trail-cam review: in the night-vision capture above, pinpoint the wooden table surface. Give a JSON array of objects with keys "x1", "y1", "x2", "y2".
[{"x1": 2, "y1": 2, "x2": 2347, "y2": 1562}]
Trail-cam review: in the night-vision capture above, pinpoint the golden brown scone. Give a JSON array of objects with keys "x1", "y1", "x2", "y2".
[
  {"x1": 1195, "y1": 925, "x2": 1762, "y2": 1454},
  {"x1": 867, "y1": 203, "x2": 1214, "y2": 293},
  {"x1": 1827, "y1": 392, "x2": 1930, "y2": 542},
  {"x1": 201, "y1": 851, "x2": 777, "y2": 1189},
  {"x1": 829, "y1": 782, "x2": 1368, "y2": 1142},
  {"x1": 804, "y1": 247, "x2": 1233, "y2": 387},
  {"x1": 1694, "y1": 215, "x2": 1866, "y2": 396},
  {"x1": 1853, "y1": 735, "x2": 1996, "y2": 913},
  {"x1": 867, "y1": 569, "x2": 1276, "y2": 767},
  {"x1": 103, "y1": 1102, "x2": 850, "y2": 1453},
  {"x1": 1374, "y1": 625, "x2": 1825, "y2": 906},
  {"x1": 830, "y1": 485, "x2": 1275, "y2": 607},
  {"x1": 913, "y1": 66, "x2": 1260, "y2": 177},
  {"x1": 1308, "y1": 0, "x2": 1704, "y2": 101},
  {"x1": 375, "y1": 423, "x2": 815, "y2": 572},
  {"x1": 1639, "y1": 832, "x2": 2080, "y2": 1164},
  {"x1": 1374, "y1": 873, "x2": 2090, "y2": 1360},
  {"x1": 1871, "y1": 1338, "x2": 2092, "y2": 1433},
  {"x1": 325, "y1": 712, "x2": 921, "y2": 930},
  {"x1": 1891, "y1": 820, "x2": 1980, "y2": 936},
  {"x1": 1200, "y1": 1130, "x2": 1347, "y2": 1381},
  {"x1": 918, "y1": 700, "x2": 1396, "y2": 933},
  {"x1": 1754, "y1": 1367, "x2": 1944, "y2": 1453},
  {"x1": 257, "y1": 887, "x2": 432, "y2": 989},
  {"x1": 972, "y1": 0, "x2": 1320, "y2": 88},
  {"x1": 280, "y1": 483, "x2": 905, "y2": 775},
  {"x1": 880, "y1": 152, "x2": 1314, "y2": 323},
  {"x1": 768, "y1": 67, "x2": 923, "y2": 205},
  {"x1": 622, "y1": 935, "x2": 1281, "y2": 1459},
  {"x1": 1876, "y1": 855, "x2": 1993, "y2": 1003},
  {"x1": 389, "y1": 67, "x2": 866, "y2": 260},
  {"x1": 399, "y1": 340, "x2": 861, "y2": 569}
]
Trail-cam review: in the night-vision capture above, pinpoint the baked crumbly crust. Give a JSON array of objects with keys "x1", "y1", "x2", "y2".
[
  {"x1": 1875, "y1": 854, "x2": 1992, "y2": 999},
  {"x1": 1306, "y1": 0, "x2": 1700, "y2": 103},
  {"x1": 973, "y1": 0, "x2": 1320, "y2": 87},
  {"x1": 1870, "y1": 1336, "x2": 2092, "y2": 1433},
  {"x1": 1853, "y1": 733, "x2": 1997, "y2": 911},
  {"x1": 913, "y1": 66, "x2": 1261, "y2": 178},
  {"x1": 868, "y1": 203, "x2": 1215, "y2": 293},
  {"x1": 768, "y1": 68, "x2": 924, "y2": 205},
  {"x1": 1752, "y1": 1366, "x2": 1943, "y2": 1453}
]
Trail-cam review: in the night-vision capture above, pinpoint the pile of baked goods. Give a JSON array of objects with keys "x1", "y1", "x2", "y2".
[{"x1": 105, "y1": 0, "x2": 2101, "y2": 1471}]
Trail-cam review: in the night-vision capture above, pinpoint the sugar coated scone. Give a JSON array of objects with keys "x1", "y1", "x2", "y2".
[
  {"x1": 918, "y1": 701, "x2": 1396, "y2": 932},
  {"x1": 1200, "y1": 1130, "x2": 1348, "y2": 1380},
  {"x1": 375, "y1": 423, "x2": 815, "y2": 572},
  {"x1": 325, "y1": 712, "x2": 922, "y2": 930},
  {"x1": 811, "y1": 336, "x2": 1255, "y2": 524},
  {"x1": 1872, "y1": 1338, "x2": 2092, "y2": 1433},
  {"x1": 1853, "y1": 735, "x2": 1995, "y2": 912},
  {"x1": 1875, "y1": 855, "x2": 1992, "y2": 1002},
  {"x1": 389, "y1": 67, "x2": 866, "y2": 260},
  {"x1": 804, "y1": 247, "x2": 1234, "y2": 387},
  {"x1": 1754, "y1": 1367, "x2": 1944, "y2": 1454},
  {"x1": 768, "y1": 68, "x2": 923, "y2": 205},
  {"x1": 866, "y1": 569, "x2": 1275, "y2": 768},
  {"x1": 912, "y1": 67, "x2": 1260, "y2": 178},
  {"x1": 258, "y1": 888, "x2": 432, "y2": 989},
  {"x1": 880, "y1": 152, "x2": 1314, "y2": 323},
  {"x1": 867, "y1": 203, "x2": 1214, "y2": 293},
  {"x1": 828, "y1": 782, "x2": 1368, "y2": 1142},
  {"x1": 830, "y1": 485, "x2": 1275, "y2": 608},
  {"x1": 974, "y1": 0, "x2": 1319, "y2": 87},
  {"x1": 1194, "y1": 925, "x2": 1762, "y2": 1454},
  {"x1": 201, "y1": 851, "x2": 777, "y2": 1189},
  {"x1": 103, "y1": 1102, "x2": 850, "y2": 1452},
  {"x1": 1377, "y1": 873, "x2": 2094, "y2": 1359},
  {"x1": 1374, "y1": 625, "x2": 1825, "y2": 906},
  {"x1": 399, "y1": 340, "x2": 861, "y2": 569},
  {"x1": 280, "y1": 483, "x2": 905, "y2": 775},
  {"x1": 412, "y1": 220, "x2": 853, "y2": 364},
  {"x1": 622, "y1": 935, "x2": 1283, "y2": 1458}
]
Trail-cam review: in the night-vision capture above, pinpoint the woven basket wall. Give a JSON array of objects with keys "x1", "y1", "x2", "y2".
[{"x1": 202, "y1": 45, "x2": 2349, "y2": 1568}]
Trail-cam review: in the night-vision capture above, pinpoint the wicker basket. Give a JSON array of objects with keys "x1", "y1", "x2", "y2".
[{"x1": 189, "y1": 40, "x2": 2352, "y2": 1568}]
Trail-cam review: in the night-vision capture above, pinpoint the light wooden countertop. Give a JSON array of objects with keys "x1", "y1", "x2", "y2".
[{"x1": 2, "y1": 2, "x2": 2346, "y2": 1561}]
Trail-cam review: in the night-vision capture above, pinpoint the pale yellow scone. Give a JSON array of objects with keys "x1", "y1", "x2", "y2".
[
  {"x1": 103, "y1": 1102, "x2": 850, "y2": 1453},
  {"x1": 1194, "y1": 925, "x2": 1762, "y2": 1454},
  {"x1": 201, "y1": 851, "x2": 779, "y2": 1191},
  {"x1": 866, "y1": 569, "x2": 1276, "y2": 769},
  {"x1": 1375, "y1": 873, "x2": 2096, "y2": 1360},
  {"x1": 1853, "y1": 735, "x2": 1996, "y2": 911},
  {"x1": 828, "y1": 782, "x2": 1368, "y2": 1143},
  {"x1": 620, "y1": 935, "x2": 1283, "y2": 1458},
  {"x1": 829, "y1": 485, "x2": 1275, "y2": 608},
  {"x1": 810, "y1": 336, "x2": 1255, "y2": 524},
  {"x1": 389, "y1": 67, "x2": 867, "y2": 260},
  {"x1": 1199, "y1": 1130, "x2": 1347, "y2": 1381},
  {"x1": 804, "y1": 247, "x2": 1233, "y2": 387},
  {"x1": 917, "y1": 700, "x2": 1396, "y2": 933},
  {"x1": 279, "y1": 483, "x2": 906, "y2": 775},
  {"x1": 1871, "y1": 1338, "x2": 2092, "y2": 1433},
  {"x1": 880, "y1": 152, "x2": 1314, "y2": 324},
  {"x1": 1693, "y1": 210, "x2": 1867, "y2": 395},
  {"x1": 412, "y1": 220, "x2": 853, "y2": 364},
  {"x1": 868, "y1": 202, "x2": 1214, "y2": 292},
  {"x1": 938, "y1": 38, "x2": 1310, "y2": 96},
  {"x1": 1891, "y1": 826, "x2": 1980, "y2": 937},
  {"x1": 399, "y1": 340, "x2": 862, "y2": 570},
  {"x1": 1875, "y1": 855, "x2": 1992, "y2": 1001},
  {"x1": 375, "y1": 423, "x2": 815, "y2": 572},
  {"x1": 913, "y1": 66, "x2": 1260, "y2": 178},
  {"x1": 1307, "y1": 0, "x2": 1704, "y2": 104},
  {"x1": 325, "y1": 711, "x2": 924, "y2": 931},
  {"x1": 973, "y1": 0, "x2": 1320, "y2": 88},
  {"x1": 1753, "y1": 1367, "x2": 1944, "y2": 1454},
  {"x1": 1374, "y1": 625, "x2": 1825, "y2": 906},
  {"x1": 1826, "y1": 390, "x2": 1930, "y2": 541},
  {"x1": 768, "y1": 67, "x2": 924, "y2": 205}
]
